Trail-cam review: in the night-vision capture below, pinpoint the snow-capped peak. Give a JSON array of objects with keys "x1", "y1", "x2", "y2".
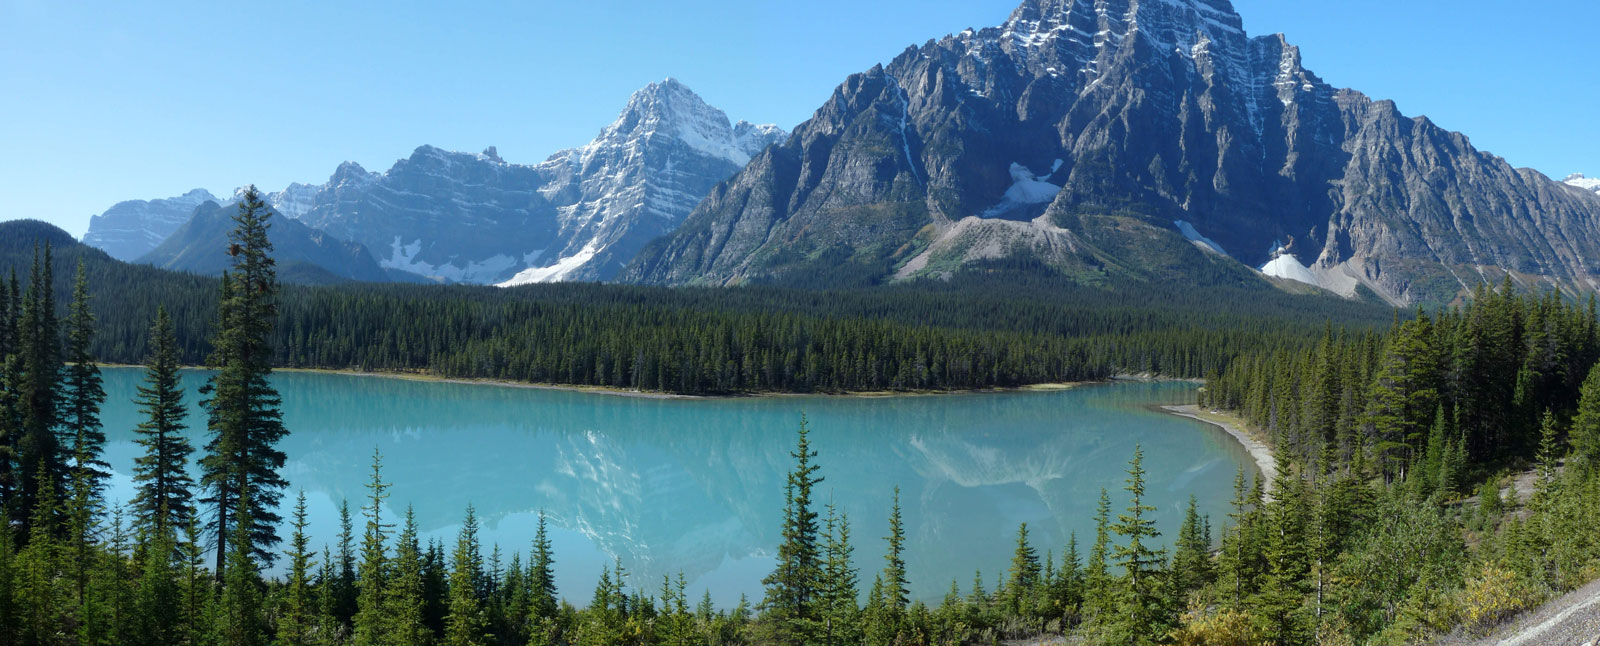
[
  {"x1": 1564, "y1": 173, "x2": 1600, "y2": 195},
  {"x1": 582, "y1": 78, "x2": 786, "y2": 167}
]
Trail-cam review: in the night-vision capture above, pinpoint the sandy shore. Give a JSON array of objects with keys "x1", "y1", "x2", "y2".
[
  {"x1": 1162, "y1": 404, "x2": 1278, "y2": 493},
  {"x1": 119, "y1": 364, "x2": 1095, "y2": 401}
]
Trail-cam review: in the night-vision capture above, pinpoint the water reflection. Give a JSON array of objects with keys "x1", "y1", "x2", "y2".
[{"x1": 97, "y1": 370, "x2": 1251, "y2": 606}]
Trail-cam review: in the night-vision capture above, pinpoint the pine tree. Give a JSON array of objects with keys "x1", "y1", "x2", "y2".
[
  {"x1": 1571, "y1": 361, "x2": 1600, "y2": 473},
  {"x1": 386, "y1": 506, "x2": 430, "y2": 646},
  {"x1": 353, "y1": 448, "x2": 392, "y2": 646},
  {"x1": 198, "y1": 187, "x2": 289, "y2": 574},
  {"x1": 132, "y1": 527, "x2": 183, "y2": 646},
  {"x1": 129, "y1": 306, "x2": 195, "y2": 537},
  {"x1": 277, "y1": 492, "x2": 317, "y2": 646},
  {"x1": 444, "y1": 505, "x2": 489, "y2": 646},
  {"x1": 528, "y1": 510, "x2": 559, "y2": 626},
  {"x1": 15, "y1": 467, "x2": 68, "y2": 646},
  {"x1": 62, "y1": 260, "x2": 107, "y2": 595},
  {"x1": 759, "y1": 416, "x2": 825, "y2": 645},
  {"x1": 331, "y1": 499, "x2": 358, "y2": 630},
  {"x1": 1084, "y1": 488, "x2": 1112, "y2": 618},
  {"x1": 15, "y1": 245, "x2": 64, "y2": 533},
  {"x1": 211, "y1": 491, "x2": 268, "y2": 646},
  {"x1": 1171, "y1": 495, "x2": 1213, "y2": 600},
  {"x1": 1110, "y1": 445, "x2": 1169, "y2": 645},
  {"x1": 1005, "y1": 523, "x2": 1040, "y2": 617},
  {"x1": 880, "y1": 486, "x2": 909, "y2": 612},
  {"x1": 820, "y1": 501, "x2": 859, "y2": 646}
]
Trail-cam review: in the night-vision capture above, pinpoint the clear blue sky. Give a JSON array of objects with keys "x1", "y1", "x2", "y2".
[{"x1": 2, "y1": 0, "x2": 1594, "y2": 237}]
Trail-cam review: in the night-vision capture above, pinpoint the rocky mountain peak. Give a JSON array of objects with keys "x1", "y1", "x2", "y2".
[
  {"x1": 588, "y1": 78, "x2": 782, "y2": 167},
  {"x1": 1566, "y1": 173, "x2": 1600, "y2": 195}
]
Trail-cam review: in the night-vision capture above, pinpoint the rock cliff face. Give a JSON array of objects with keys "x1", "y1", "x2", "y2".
[
  {"x1": 624, "y1": 0, "x2": 1600, "y2": 304},
  {"x1": 287, "y1": 79, "x2": 784, "y2": 284},
  {"x1": 81, "y1": 189, "x2": 220, "y2": 261}
]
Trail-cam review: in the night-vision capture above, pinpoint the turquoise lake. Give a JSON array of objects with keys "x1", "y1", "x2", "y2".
[{"x1": 96, "y1": 368, "x2": 1255, "y2": 606}]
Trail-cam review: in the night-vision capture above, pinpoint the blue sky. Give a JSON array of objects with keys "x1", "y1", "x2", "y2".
[{"x1": 2, "y1": 0, "x2": 1594, "y2": 237}]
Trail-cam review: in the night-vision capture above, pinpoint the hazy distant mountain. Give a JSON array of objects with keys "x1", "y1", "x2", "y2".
[
  {"x1": 82, "y1": 189, "x2": 219, "y2": 261},
  {"x1": 259, "y1": 79, "x2": 786, "y2": 285},
  {"x1": 624, "y1": 0, "x2": 1600, "y2": 305},
  {"x1": 1567, "y1": 173, "x2": 1600, "y2": 196},
  {"x1": 139, "y1": 200, "x2": 396, "y2": 285}
]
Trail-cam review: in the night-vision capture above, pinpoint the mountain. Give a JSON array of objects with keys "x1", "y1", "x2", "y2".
[
  {"x1": 1567, "y1": 173, "x2": 1600, "y2": 196},
  {"x1": 139, "y1": 199, "x2": 396, "y2": 284},
  {"x1": 81, "y1": 189, "x2": 220, "y2": 261},
  {"x1": 265, "y1": 79, "x2": 786, "y2": 285},
  {"x1": 623, "y1": 0, "x2": 1600, "y2": 305}
]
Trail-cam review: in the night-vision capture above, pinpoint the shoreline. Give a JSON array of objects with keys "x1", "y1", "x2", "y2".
[
  {"x1": 1161, "y1": 404, "x2": 1278, "y2": 493},
  {"x1": 102, "y1": 363, "x2": 1101, "y2": 401}
]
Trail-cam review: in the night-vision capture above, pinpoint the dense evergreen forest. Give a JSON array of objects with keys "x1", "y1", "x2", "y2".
[
  {"x1": 6, "y1": 206, "x2": 1600, "y2": 646},
  {"x1": 0, "y1": 218, "x2": 1393, "y2": 395}
]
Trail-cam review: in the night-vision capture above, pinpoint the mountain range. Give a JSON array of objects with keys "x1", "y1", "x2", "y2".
[
  {"x1": 623, "y1": 0, "x2": 1600, "y2": 305},
  {"x1": 82, "y1": 80, "x2": 784, "y2": 286},
  {"x1": 79, "y1": 0, "x2": 1599, "y2": 305}
]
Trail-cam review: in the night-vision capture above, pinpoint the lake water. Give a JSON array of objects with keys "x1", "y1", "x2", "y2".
[{"x1": 97, "y1": 368, "x2": 1255, "y2": 606}]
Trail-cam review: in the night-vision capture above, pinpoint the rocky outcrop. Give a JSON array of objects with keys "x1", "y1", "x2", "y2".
[{"x1": 624, "y1": 0, "x2": 1600, "y2": 304}]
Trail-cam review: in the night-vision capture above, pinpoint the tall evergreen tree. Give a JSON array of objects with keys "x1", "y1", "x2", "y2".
[
  {"x1": 820, "y1": 501, "x2": 859, "y2": 646},
  {"x1": 198, "y1": 186, "x2": 289, "y2": 574},
  {"x1": 211, "y1": 491, "x2": 268, "y2": 646},
  {"x1": 444, "y1": 505, "x2": 489, "y2": 646},
  {"x1": 528, "y1": 510, "x2": 558, "y2": 626},
  {"x1": 1171, "y1": 495, "x2": 1213, "y2": 600},
  {"x1": 1110, "y1": 445, "x2": 1169, "y2": 645},
  {"x1": 15, "y1": 245, "x2": 64, "y2": 533},
  {"x1": 1005, "y1": 523, "x2": 1041, "y2": 616},
  {"x1": 129, "y1": 306, "x2": 195, "y2": 536},
  {"x1": 277, "y1": 492, "x2": 317, "y2": 646},
  {"x1": 62, "y1": 260, "x2": 107, "y2": 592},
  {"x1": 1571, "y1": 361, "x2": 1600, "y2": 472},
  {"x1": 759, "y1": 416, "x2": 825, "y2": 645},
  {"x1": 353, "y1": 448, "x2": 392, "y2": 646},
  {"x1": 386, "y1": 506, "x2": 430, "y2": 646}
]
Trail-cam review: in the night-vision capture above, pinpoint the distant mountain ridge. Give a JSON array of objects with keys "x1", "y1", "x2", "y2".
[
  {"x1": 138, "y1": 199, "x2": 401, "y2": 285},
  {"x1": 79, "y1": 80, "x2": 783, "y2": 286},
  {"x1": 623, "y1": 0, "x2": 1600, "y2": 305},
  {"x1": 81, "y1": 189, "x2": 220, "y2": 261}
]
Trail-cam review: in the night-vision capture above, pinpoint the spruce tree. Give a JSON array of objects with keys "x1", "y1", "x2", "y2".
[
  {"x1": 1110, "y1": 445, "x2": 1169, "y2": 645},
  {"x1": 1171, "y1": 495, "x2": 1213, "y2": 600},
  {"x1": 1084, "y1": 488, "x2": 1112, "y2": 618},
  {"x1": 444, "y1": 505, "x2": 489, "y2": 646},
  {"x1": 353, "y1": 448, "x2": 392, "y2": 646},
  {"x1": 1571, "y1": 361, "x2": 1600, "y2": 473},
  {"x1": 277, "y1": 492, "x2": 317, "y2": 646},
  {"x1": 386, "y1": 506, "x2": 430, "y2": 646},
  {"x1": 1005, "y1": 523, "x2": 1040, "y2": 616},
  {"x1": 15, "y1": 245, "x2": 64, "y2": 532},
  {"x1": 528, "y1": 510, "x2": 558, "y2": 625},
  {"x1": 820, "y1": 501, "x2": 859, "y2": 646},
  {"x1": 62, "y1": 260, "x2": 107, "y2": 593},
  {"x1": 211, "y1": 491, "x2": 267, "y2": 646},
  {"x1": 130, "y1": 306, "x2": 195, "y2": 536},
  {"x1": 759, "y1": 416, "x2": 825, "y2": 645},
  {"x1": 198, "y1": 186, "x2": 289, "y2": 574}
]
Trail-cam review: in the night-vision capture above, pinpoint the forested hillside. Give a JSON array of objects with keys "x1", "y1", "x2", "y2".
[{"x1": 0, "y1": 219, "x2": 1393, "y2": 394}]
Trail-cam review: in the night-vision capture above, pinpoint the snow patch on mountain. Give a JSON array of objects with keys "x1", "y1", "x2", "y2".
[
  {"x1": 1174, "y1": 220, "x2": 1228, "y2": 255},
  {"x1": 982, "y1": 162, "x2": 1062, "y2": 218},
  {"x1": 386, "y1": 236, "x2": 521, "y2": 284},
  {"x1": 1565, "y1": 173, "x2": 1600, "y2": 195},
  {"x1": 498, "y1": 242, "x2": 601, "y2": 286},
  {"x1": 1260, "y1": 252, "x2": 1319, "y2": 287}
]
